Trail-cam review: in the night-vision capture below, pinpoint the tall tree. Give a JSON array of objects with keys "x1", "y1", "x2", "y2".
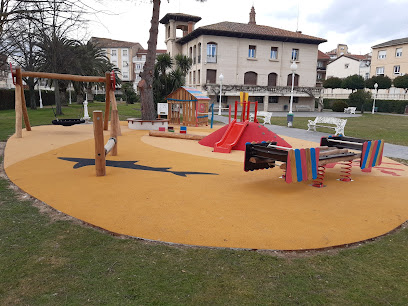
[
  {"x1": 139, "y1": 0, "x2": 206, "y2": 120},
  {"x1": 341, "y1": 74, "x2": 365, "y2": 92},
  {"x1": 365, "y1": 75, "x2": 392, "y2": 90},
  {"x1": 393, "y1": 74, "x2": 408, "y2": 95}
]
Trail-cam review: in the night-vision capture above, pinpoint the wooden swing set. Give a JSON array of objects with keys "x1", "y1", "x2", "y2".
[{"x1": 10, "y1": 66, "x2": 121, "y2": 138}]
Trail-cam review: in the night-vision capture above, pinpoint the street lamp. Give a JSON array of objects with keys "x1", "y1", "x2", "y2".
[
  {"x1": 218, "y1": 73, "x2": 224, "y2": 115},
  {"x1": 372, "y1": 82, "x2": 378, "y2": 114},
  {"x1": 287, "y1": 61, "x2": 298, "y2": 127}
]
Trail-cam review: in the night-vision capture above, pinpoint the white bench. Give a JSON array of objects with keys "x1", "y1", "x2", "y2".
[
  {"x1": 249, "y1": 111, "x2": 272, "y2": 125},
  {"x1": 295, "y1": 105, "x2": 312, "y2": 112},
  {"x1": 307, "y1": 117, "x2": 347, "y2": 136},
  {"x1": 344, "y1": 107, "x2": 356, "y2": 114}
]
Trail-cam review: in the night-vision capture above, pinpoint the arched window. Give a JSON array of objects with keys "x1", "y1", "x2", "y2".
[
  {"x1": 287, "y1": 73, "x2": 299, "y2": 86},
  {"x1": 193, "y1": 45, "x2": 196, "y2": 64},
  {"x1": 268, "y1": 73, "x2": 277, "y2": 86},
  {"x1": 167, "y1": 25, "x2": 170, "y2": 39},
  {"x1": 207, "y1": 42, "x2": 217, "y2": 63},
  {"x1": 244, "y1": 71, "x2": 258, "y2": 85}
]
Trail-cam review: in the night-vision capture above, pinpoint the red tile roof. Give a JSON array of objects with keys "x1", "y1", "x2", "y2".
[
  {"x1": 90, "y1": 37, "x2": 144, "y2": 50},
  {"x1": 177, "y1": 21, "x2": 326, "y2": 45},
  {"x1": 318, "y1": 50, "x2": 331, "y2": 60}
]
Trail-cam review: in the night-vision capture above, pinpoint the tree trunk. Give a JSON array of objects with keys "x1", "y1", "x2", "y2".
[
  {"x1": 139, "y1": 0, "x2": 161, "y2": 120},
  {"x1": 54, "y1": 80, "x2": 62, "y2": 115},
  {"x1": 27, "y1": 79, "x2": 37, "y2": 110}
]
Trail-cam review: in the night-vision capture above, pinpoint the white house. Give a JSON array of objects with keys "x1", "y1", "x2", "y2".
[{"x1": 326, "y1": 54, "x2": 371, "y2": 80}]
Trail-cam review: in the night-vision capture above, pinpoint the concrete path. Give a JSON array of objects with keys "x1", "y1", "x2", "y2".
[{"x1": 214, "y1": 113, "x2": 408, "y2": 160}]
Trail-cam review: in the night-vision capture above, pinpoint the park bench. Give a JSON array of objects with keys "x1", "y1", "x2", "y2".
[
  {"x1": 344, "y1": 107, "x2": 356, "y2": 114},
  {"x1": 295, "y1": 105, "x2": 312, "y2": 112},
  {"x1": 249, "y1": 111, "x2": 272, "y2": 125},
  {"x1": 307, "y1": 116, "x2": 347, "y2": 136}
]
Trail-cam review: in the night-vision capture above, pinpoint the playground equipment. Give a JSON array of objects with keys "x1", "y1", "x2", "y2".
[
  {"x1": 213, "y1": 100, "x2": 258, "y2": 153},
  {"x1": 93, "y1": 110, "x2": 119, "y2": 176},
  {"x1": 244, "y1": 135, "x2": 385, "y2": 187},
  {"x1": 148, "y1": 130, "x2": 205, "y2": 140},
  {"x1": 166, "y1": 86, "x2": 210, "y2": 126},
  {"x1": 10, "y1": 66, "x2": 120, "y2": 138}
]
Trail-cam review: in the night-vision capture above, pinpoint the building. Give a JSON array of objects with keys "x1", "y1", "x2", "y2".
[
  {"x1": 159, "y1": 6, "x2": 326, "y2": 112},
  {"x1": 370, "y1": 37, "x2": 408, "y2": 79},
  {"x1": 90, "y1": 37, "x2": 144, "y2": 82},
  {"x1": 133, "y1": 49, "x2": 167, "y2": 91},
  {"x1": 316, "y1": 50, "x2": 330, "y2": 87},
  {"x1": 326, "y1": 54, "x2": 371, "y2": 80},
  {"x1": 326, "y1": 44, "x2": 349, "y2": 60}
]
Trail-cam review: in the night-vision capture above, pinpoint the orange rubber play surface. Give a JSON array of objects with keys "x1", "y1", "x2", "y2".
[{"x1": 4, "y1": 124, "x2": 408, "y2": 250}]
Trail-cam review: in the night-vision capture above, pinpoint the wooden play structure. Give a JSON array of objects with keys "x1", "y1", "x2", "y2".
[
  {"x1": 10, "y1": 66, "x2": 121, "y2": 138},
  {"x1": 166, "y1": 86, "x2": 210, "y2": 126},
  {"x1": 93, "y1": 110, "x2": 119, "y2": 176},
  {"x1": 244, "y1": 135, "x2": 385, "y2": 187}
]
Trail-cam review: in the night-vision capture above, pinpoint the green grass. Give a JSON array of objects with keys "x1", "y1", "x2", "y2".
[
  {"x1": 0, "y1": 167, "x2": 407, "y2": 304},
  {"x1": 256, "y1": 114, "x2": 408, "y2": 146},
  {"x1": 0, "y1": 102, "x2": 140, "y2": 141}
]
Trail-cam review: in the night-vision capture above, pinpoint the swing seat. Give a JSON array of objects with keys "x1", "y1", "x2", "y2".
[{"x1": 52, "y1": 118, "x2": 85, "y2": 126}]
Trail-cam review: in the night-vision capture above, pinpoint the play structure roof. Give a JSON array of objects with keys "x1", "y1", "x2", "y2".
[{"x1": 167, "y1": 86, "x2": 210, "y2": 102}]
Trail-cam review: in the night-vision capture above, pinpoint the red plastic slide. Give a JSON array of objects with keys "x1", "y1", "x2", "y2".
[{"x1": 214, "y1": 120, "x2": 249, "y2": 153}]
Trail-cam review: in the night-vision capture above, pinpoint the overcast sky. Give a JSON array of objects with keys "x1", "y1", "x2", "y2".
[{"x1": 88, "y1": 0, "x2": 408, "y2": 55}]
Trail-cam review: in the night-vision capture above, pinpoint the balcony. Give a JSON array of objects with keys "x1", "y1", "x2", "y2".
[{"x1": 206, "y1": 55, "x2": 217, "y2": 63}]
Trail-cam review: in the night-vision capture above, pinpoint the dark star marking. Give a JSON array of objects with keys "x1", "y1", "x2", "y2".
[{"x1": 58, "y1": 157, "x2": 218, "y2": 177}]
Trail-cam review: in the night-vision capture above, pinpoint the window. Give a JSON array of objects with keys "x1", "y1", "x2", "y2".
[
  {"x1": 396, "y1": 48, "x2": 402, "y2": 57},
  {"x1": 317, "y1": 73, "x2": 322, "y2": 80},
  {"x1": 268, "y1": 96, "x2": 279, "y2": 103},
  {"x1": 122, "y1": 72, "x2": 129, "y2": 79},
  {"x1": 376, "y1": 67, "x2": 385, "y2": 76},
  {"x1": 394, "y1": 65, "x2": 401, "y2": 75},
  {"x1": 189, "y1": 47, "x2": 193, "y2": 60},
  {"x1": 365, "y1": 73, "x2": 369, "y2": 80},
  {"x1": 206, "y1": 69, "x2": 216, "y2": 84},
  {"x1": 193, "y1": 45, "x2": 196, "y2": 64},
  {"x1": 378, "y1": 50, "x2": 386, "y2": 59},
  {"x1": 198, "y1": 69, "x2": 200, "y2": 84},
  {"x1": 292, "y1": 97, "x2": 299, "y2": 103},
  {"x1": 287, "y1": 73, "x2": 299, "y2": 86},
  {"x1": 189, "y1": 72, "x2": 192, "y2": 84},
  {"x1": 193, "y1": 71, "x2": 196, "y2": 84},
  {"x1": 111, "y1": 49, "x2": 117, "y2": 57},
  {"x1": 270, "y1": 47, "x2": 278, "y2": 60},
  {"x1": 268, "y1": 73, "x2": 277, "y2": 86},
  {"x1": 198, "y1": 43, "x2": 201, "y2": 63},
  {"x1": 248, "y1": 45, "x2": 256, "y2": 58},
  {"x1": 136, "y1": 63, "x2": 142, "y2": 70},
  {"x1": 291, "y1": 49, "x2": 299, "y2": 61},
  {"x1": 244, "y1": 71, "x2": 258, "y2": 85},
  {"x1": 317, "y1": 61, "x2": 323, "y2": 68},
  {"x1": 207, "y1": 43, "x2": 217, "y2": 63},
  {"x1": 122, "y1": 49, "x2": 128, "y2": 57},
  {"x1": 122, "y1": 61, "x2": 128, "y2": 67},
  {"x1": 345, "y1": 64, "x2": 349, "y2": 69},
  {"x1": 112, "y1": 60, "x2": 117, "y2": 67}
]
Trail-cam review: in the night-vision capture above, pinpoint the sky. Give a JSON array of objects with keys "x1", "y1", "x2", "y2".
[{"x1": 87, "y1": 0, "x2": 408, "y2": 55}]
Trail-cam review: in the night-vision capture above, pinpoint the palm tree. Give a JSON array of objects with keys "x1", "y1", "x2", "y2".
[{"x1": 139, "y1": 0, "x2": 206, "y2": 120}]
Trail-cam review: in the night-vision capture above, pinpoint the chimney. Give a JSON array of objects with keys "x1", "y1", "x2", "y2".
[
  {"x1": 188, "y1": 21, "x2": 193, "y2": 34},
  {"x1": 249, "y1": 6, "x2": 256, "y2": 25}
]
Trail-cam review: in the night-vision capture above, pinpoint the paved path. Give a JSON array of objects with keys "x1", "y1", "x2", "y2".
[{"x1": 214, "y1": 113, "x2": 408, "y2": 159}]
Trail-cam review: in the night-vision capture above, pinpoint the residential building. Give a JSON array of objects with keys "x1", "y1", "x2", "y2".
[
  {"x1": 370, "y1": 37, "x2": 408, "y2": 79},
  {"x1": 90, "y1": 37, "x2": 144, "y2": 82},
  {"x1": 133, "y1": 49, "x2": 167, "y2": 91},
  {"x1": 316, "y1": 50, "x2": 330, "y2": 87},
  {"x1": 159, "y1": 6, "x2": 326, "y2": 112},
  {"x1": 326, "y1": 44, "x2": 349, "y2": 60},
  {"x1": 326, "y1": 54, "x2": 371, "y2": 80}
]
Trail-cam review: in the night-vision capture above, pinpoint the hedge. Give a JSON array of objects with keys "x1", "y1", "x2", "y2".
[
  {"x1": 323, "y1": 98, "x2": 408, "y2": 114},
  {"x1": 0, "y1": 89, "x2": 57, "y2": 110}
]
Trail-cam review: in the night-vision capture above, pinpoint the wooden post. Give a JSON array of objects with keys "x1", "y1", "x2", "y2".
[
  {"x1": 20, "y1": 83, "x2": 31, "y2": 131},
  {"x1": 93, "y1": 111, "x2": 106, "y2": 176},
  {"x1": 109, "y1": 89, "x2": 122, "y2": 136},
  {"x1": 104, "y1": 72, "x2": 111, "y2": 131},
  {"x1": 14, "y1": 68, "x2": 23, "y2": 138},
  {"x1": 110, "y1": 109, "x2": 119, "y2": 156}
]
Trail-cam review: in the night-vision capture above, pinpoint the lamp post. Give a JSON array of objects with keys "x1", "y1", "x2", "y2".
[
  {"x1": 218, "y1": 73, "x2": 224, "y2": 115},
  {"x1": 83, "y1": 89, "x2": 91, "y2": 121},
  {"x1": 287, "y1": 62, "x2": 298, "y2": 127},
  {"x1": 69, "y1": 82, "x2": 72, "y2": 105},
  {"x1": 372, "y1": 82, "x2": 378, "y2": 114}
]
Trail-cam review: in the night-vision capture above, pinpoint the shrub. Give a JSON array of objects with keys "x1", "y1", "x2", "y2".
[
  {"x1": 331, "y1": 100, "x2": 349, "y2": 112},
  {"x1": 348, "y1": 90, "x2": 372, "y2": 113}
]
